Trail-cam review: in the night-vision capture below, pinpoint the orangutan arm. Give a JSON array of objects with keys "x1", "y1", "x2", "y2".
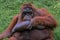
[
  {"x1": 31, "y1": 15, "x2": 57, "y2": 28},
  {"x1": 28, "y1": 8, "x2": 57, "y2": 29},
  {"x1": 0, "y1": 15, "x2": 19, "y2": 39}
]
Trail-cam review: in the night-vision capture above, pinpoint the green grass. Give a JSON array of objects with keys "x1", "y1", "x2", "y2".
[{"x1": 0, "y1": 0, "x2": 60, "y2": 40}]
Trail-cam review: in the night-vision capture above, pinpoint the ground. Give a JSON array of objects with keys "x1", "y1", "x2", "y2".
[{"x1": 0, "y1": 0, "x2": 60, "y2": 40}]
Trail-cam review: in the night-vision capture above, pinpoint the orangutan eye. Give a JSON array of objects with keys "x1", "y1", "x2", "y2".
[{"x1": 23, "y1": 7, "x2": 33, "y2": 13}]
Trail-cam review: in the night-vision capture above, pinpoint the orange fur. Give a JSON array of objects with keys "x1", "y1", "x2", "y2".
[{"x1": 0, "y1": 3, "x2": 57, "y2": 40}]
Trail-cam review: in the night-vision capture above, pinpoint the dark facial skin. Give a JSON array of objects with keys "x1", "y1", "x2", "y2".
[{"x1": 22, "y1": 7, "x2": 34, "y2": 21}]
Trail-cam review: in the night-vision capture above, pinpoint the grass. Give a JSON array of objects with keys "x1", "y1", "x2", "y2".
[{"x1": 0, "y1": 0, "x2": 60, "y2": 40}]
